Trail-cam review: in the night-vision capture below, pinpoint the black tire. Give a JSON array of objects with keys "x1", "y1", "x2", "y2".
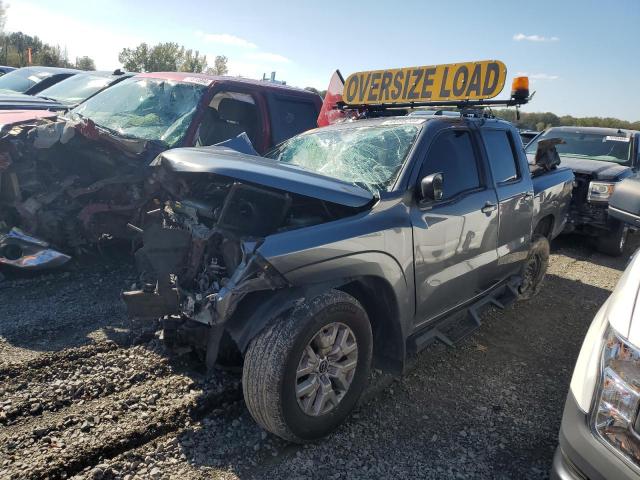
[
  {"x1": 518, "y1": 234, "x2": 550, "y2": 301},
  {"x1": 596, "y1": 221, "x2": 628, "y2": 257},
  {"x1": 242, "y1": 289, "x2": 372, "y2": 443}
]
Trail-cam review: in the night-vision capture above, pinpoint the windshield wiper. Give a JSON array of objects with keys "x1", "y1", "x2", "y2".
[{"x1": 35, "y1": 95, "x2": 59, "y2": 102}]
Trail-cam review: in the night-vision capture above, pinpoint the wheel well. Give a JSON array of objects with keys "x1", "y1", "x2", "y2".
[
  {"x1": 534, "y1": 215, "x2": 554, "y2": 239},
  {"x1": 339, "y1": 277, "x2": 405, "y2": 374}
]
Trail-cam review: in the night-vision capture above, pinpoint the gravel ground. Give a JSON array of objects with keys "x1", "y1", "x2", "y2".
[{"x1": 0, "y1": 234, "x2": 637, "y2": 479}]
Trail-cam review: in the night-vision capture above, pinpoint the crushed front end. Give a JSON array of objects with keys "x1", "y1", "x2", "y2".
[
  {"x1": 121, "y1": 147, "x2": 369, "y2": 369},
  {"x1": 0, "y1": 115, "x2": 166, "y2": 269}
]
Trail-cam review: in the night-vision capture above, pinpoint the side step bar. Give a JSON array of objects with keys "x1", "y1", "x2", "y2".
[{"x1": 409, "y1": 278, "x2": 521, "y2": 353}]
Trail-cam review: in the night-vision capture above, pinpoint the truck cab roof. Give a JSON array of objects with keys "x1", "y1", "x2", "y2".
[
  {"x1": 305, "y1": 113, "x2": 514, "y2": 133},
  {"x1": 135, "y1": 72, "x2": 317, "y2": 97}
]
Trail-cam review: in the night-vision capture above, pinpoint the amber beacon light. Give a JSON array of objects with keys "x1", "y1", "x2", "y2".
[{"x1": 511, "y1": 76, "x2": 530, "y2": 101}]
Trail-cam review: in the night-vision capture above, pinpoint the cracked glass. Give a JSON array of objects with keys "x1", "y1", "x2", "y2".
[
  {"x1": 266, "y1": 123, "x2": 421, "y2": 193},
  {"x1": 72, "y1": 77, "x2": 207, "y2": 146}
]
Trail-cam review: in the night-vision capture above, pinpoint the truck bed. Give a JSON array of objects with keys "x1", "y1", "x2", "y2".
[{"x1": 531, "y1": 166, "x2": 574, "y2": 240}]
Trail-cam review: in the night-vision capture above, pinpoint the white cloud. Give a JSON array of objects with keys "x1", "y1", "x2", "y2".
[
  {"x1": 225, "y1": 59, "x2": 269, "y2": 79},
  {"x1": 5, "y1": 2, "x2": 143, "y2": 70},
  {"x1": 195, "y1": 31, "x2": 257, "y2": 49},
  {"x1": 245, "y1": 52, "x2": 291, "y2": 63},
  {"x1": 513, "y1": 33, "x2": 559, "y2": 42},
  {"x1": 516, "y1": 72, "x2": 560, "y2": 80}
]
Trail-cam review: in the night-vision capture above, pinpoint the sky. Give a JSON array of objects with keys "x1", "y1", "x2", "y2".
[{"x1": 6, "y1": 0, "x2": 640, "y2": 121}]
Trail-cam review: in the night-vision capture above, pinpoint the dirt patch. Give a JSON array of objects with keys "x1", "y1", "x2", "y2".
[{"x1": 0, "y1": 234, "x2": 637, "y2": 479}]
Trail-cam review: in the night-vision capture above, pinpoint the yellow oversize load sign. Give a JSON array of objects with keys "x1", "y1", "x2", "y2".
[{"x1": 343, "y1": 60, "x2": 507, "y2": 105}]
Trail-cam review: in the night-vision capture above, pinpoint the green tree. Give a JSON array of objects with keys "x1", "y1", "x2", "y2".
[
  {"x1": 75, "y1": 56, "x2": 96, "y2": 71},
  {"x1": 2, "y1": 32, "x2": 42, "y2": 66},
  {"x1": 179, "y1": 49, "x2": 207, "y2": 73},
  {"x1": 33, "y1": 44, "x2": 71, "y2": 68},
  {"x1": 119, "y1": 42, "x2": 214, "y2": 73},
  {"x1": 206, "y1": 55, "x2": 228, "y2": 75},
  {"x1": 119, "y1": 42, "x2": 150, "y2": 71},
  {"x1": 494, "y1": 109, "x2": 640, "y2": 131},
  {"x1": 0, "y1": 31, "x2": 78, "y2": 68},
  {"x1": 147, "y1": 42, "x2": 183, "y2": 71}
]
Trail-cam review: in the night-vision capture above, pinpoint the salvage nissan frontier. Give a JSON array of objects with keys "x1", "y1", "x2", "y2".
[{"x1": 122, "y1": 62, "x2": 575, "y2": 442}]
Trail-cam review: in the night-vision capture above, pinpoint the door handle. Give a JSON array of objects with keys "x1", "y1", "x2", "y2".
[
  {"x1": 481, "y1": 202, "x2": 498, "y2": 214},
  {"x1": 524, "y1": 192, "x2": 534, "y2": 200}
]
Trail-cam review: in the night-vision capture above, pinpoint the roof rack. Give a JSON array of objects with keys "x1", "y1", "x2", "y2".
[
  {"x1": 336, "y1": 93, "x2": 533, "y2": 120},
  {"x1": 337, "y1": 94, "x2": 529, "y2": 110}
]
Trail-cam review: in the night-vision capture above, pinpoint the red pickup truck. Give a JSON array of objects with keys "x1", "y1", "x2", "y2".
[{"x1": 0, "y1": 73, "x2": 322, "y2": 268}]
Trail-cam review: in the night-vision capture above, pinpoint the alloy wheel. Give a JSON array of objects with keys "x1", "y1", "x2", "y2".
[{"x1": 295, "y1": 322, "x2": 358, "y2": 416}]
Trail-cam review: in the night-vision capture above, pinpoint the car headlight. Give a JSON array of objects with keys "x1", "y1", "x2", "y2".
[
  {"x1": 587, "y1": 181, "x2": 615, "y2": 203},
  {"x1": 591, "y1": 325, "x2": 640, "y2": 466}
]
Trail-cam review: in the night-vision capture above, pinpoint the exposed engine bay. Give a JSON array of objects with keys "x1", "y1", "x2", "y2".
[{"x1": 122, "y1": 160, "x2": 364, "y2": 365}]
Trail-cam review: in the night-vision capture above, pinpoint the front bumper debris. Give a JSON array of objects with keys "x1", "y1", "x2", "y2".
[{"x1": 0, "y1": 227, "x2": 70, "y2": 270}]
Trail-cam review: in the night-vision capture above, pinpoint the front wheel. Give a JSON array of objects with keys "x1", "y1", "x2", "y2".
[
  {"x1": 518, "y1": 234, "x2": 550, "y2": 300},
  {"x1": 242, "y1": 289, "x2": 372, "y2": 442},
  {"x1": 596, "y1": 221, "x2": 628, "y2": 257}
]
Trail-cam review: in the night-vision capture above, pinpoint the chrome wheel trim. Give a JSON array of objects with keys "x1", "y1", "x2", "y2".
[{"x1": 295, "y1": 322, "x2": 358, "y2": 416}]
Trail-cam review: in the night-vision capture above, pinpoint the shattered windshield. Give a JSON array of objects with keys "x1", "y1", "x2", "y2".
[
  {"x1": 72, "y1": 77, "x2": 207, "y2": 146},
  {"x1": 38, "y1": 74, "x2": 113, "y2": 106},
  {"x1": 266, "y1": 123, "x2": 421, "y2": 193},
  {"x1": 525, "y1": 129, "x2": 632, "y2": 164}
]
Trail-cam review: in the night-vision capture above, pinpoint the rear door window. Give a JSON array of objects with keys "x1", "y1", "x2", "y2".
[
  {"x1": 420, "y1": 129, "x2": 481, "y2": 200},
  {"x1": 482, "y1": 130, "x2": 520, "y2": 183},
  {"x1": 265, "y1": 93, "x2": 319, "y2": 145}
]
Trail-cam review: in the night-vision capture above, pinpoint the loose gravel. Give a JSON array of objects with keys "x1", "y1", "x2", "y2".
[{"x1": 0, "y1": 235, "x2": 637, "y2": 479}]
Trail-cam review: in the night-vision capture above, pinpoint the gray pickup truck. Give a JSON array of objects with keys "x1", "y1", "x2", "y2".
[{"x1": 123, "y1": 113, "x2": 574, "y2": 442}]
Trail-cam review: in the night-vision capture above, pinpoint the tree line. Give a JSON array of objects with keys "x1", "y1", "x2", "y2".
[
  {"x1": 0, "y1": 31, "x2": 96, "y2": 70},
  {"x1": 118, "y1": 43, "x2": 228, "y2": 75},
  {"x1": 0, "y1": 31, "x2": 228, "y2": 75},
  {"x1": 494, "y1": 109, "x2": 640, "y2": 132},
  {"x1": 0, "y1": 1, "x2": 227, "y2": 74}
]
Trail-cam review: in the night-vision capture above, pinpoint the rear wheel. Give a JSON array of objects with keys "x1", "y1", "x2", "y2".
[
  {"x1": 518, "y1": 234, "x2": 550, "y2": 300},
  {"x1": 242, "y1": 289, "x2": 372, "y2": 442},
  {"x1": 596, "y1": 221, "x2": 628, "y2": 257}
]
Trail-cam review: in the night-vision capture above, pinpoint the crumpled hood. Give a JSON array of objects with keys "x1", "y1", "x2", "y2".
[
  {"x1": 0, "y1": 109, "x2": 58, "y2": 131},
  {"x1": 558, "y1": 155, "x2": 631, "y2": 181},
  {"x1": 154, "y1": 146, "x2": 375, "y2": 208}
]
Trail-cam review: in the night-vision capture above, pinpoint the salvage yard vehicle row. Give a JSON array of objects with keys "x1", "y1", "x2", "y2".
[{"x1": 0, "y1": 73, "x2": 322, "y2": 269}]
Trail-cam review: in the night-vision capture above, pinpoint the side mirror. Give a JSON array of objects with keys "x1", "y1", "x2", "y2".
[{"x1": 420, "y1": 173, "x2": 444, "y2": 201}]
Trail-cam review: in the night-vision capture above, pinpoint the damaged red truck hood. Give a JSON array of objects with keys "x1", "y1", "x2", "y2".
[
  {"x1": 0, "y1": 110, "x2": 58, "y2": 131},
  {"x1": 154, "y1": 146, "x2": 374, "y2": 208}
]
